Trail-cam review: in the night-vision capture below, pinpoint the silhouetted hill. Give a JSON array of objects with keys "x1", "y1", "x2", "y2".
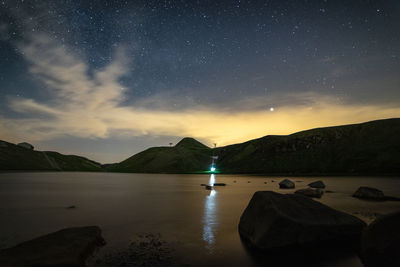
[
  {"x1": 110, "y1": 118, "x2": 400, "y2": 175},
  {"x1": 0, "y1": 140, "x2": 103, "y2": 171},
  {"x1": 107, "y1": 137, "x2": 212, "y2": 173},
  {"x1": 216, "y1": 118, "x2": 400, "y2": 175},
  {"x1": 175, "y1": 137, "x2": 209, "y2": 149},
  {"x1": 1, "y1": 119, "x2": 399, "y2": 174}
]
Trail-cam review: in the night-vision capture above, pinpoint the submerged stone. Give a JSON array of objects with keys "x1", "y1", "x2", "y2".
[
  {"x1": 295, "y1": 188, "x2": 324, "y2": 198},
  {"x1": 308, "y1": 180, "x2": 325, "y2": 189}
]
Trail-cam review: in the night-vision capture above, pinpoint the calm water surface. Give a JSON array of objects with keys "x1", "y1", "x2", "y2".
[{"x1": 0, "y1": 172, "x2": 399, "y2": 266}]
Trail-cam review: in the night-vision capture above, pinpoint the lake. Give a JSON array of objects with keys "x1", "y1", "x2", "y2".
[{"x1": 0, "y1": 172, "x2": 399, "y2": 266}]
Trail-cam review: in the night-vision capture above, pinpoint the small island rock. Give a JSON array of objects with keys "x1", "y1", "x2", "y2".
[
  {"x1": 360, "y1": 212, "x2": 400, "y2": 267},
  {"x1": 239, "y1": 191, "x2": 366, "y2": 250},
  {"x1": 279, "y1": 179, "x2": 295, "y2": 189},
  {"x1": 353, "y1": 186, "x2": 385, "y2": 201},
  {"x1": 308, "y1": 180, "x2": 325, "y2": 189}
]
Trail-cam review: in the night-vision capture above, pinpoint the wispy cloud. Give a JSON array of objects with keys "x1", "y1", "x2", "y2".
[{"x1": 1, "y1": 34, "x2": 400, "y2": 148}]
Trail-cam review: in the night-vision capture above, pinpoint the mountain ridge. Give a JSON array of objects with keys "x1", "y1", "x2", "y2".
[
  {"x1": 0, "y1": 140, "x2": 103, "y2": 171},
  {"x1": 109, "y1": 118, "x2": 400, "y2": 175},
  {"x1": 1, "y1": 118, "x2": 399, "y2": 175}
]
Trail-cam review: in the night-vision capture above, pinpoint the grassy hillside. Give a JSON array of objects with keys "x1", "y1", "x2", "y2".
[
  {"x1": 107, "y1": 137, "x2": 212, "y2": 173},
  {"x1": 2, "y1": 118, "x2": 399, "y2": 174},
  {"x1": 216, "y1": 118, "x2": 400, "y2": 175},
  {"x1": 110, "y1": 118, "x2": 400, "y2": 175},
  {"x1": 0, "y1": 140, "x2": 103, "y2": 171}
]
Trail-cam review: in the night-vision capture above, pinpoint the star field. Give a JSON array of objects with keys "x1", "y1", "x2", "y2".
[{"x1": 0, "y1": 0, "x2": 399, "y2": 162}]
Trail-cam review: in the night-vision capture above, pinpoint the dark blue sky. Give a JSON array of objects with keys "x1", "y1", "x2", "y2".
[{"x1": 0, "y1": 0, "x2": 399, "y2": 162}]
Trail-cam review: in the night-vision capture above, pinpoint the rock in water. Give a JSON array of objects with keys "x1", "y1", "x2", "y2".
[
  {"x1": 279, "y1": 179, "x2": 295, "y2": 189},
  {"x1": 308, "y1": 180, "x2": 325, "y2": 189},
  {"x1": 238, "y1": 191, "x2": 366, "y2": 250},
  {"x1": 295, "y1": 188, "x2": 324, "y2": 198},
  {"x1": 360, "y1": 212, "x2": 400, "y2": 267},
  {"x1": 353, "y1": 186, "x2": 385, "y2": 200},
  {"x1": 0, "y1": 226, "x2": 105, "y2": 267}
]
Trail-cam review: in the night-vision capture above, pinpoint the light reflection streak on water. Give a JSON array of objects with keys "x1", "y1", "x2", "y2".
[
  {"x1": 209, "y1": 173, "x2": 215, "y2": 186},
  {"x1": 202, "y1": 174, "x2": 218, "y2": 252}
]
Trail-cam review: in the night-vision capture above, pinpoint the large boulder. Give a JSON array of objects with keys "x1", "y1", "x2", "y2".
[
  {"x1": 279, "y1": 179, "x2": 295, "y2": 189},
  {"x1": 17, "y1": 142, "x2": 34, "y2": 150},
  {"x1": 239, "y1": 191, "x2": 366, "y2": 250},
  {"x1": 353, "y1": 186, "x2": 385, "y2": 201},
  {"x1": 0, "y1": 226, "x2": 105, "y2": 267},
  {"x1": 295, "y1": 188, "x2": 323, "y2": 198},
  {"x1": 360, "y1": 212, "x2": 400, "y2": 267},
  {"x1": 308, "y1": 180, "x2": 325, "y2": 189}
]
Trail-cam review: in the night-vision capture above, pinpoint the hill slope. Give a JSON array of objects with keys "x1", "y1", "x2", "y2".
[
  {"x1": 111, "y1": 118, "x2": 400, "y2": 175},
  {"x1": 107, "y1": 137, "x2": 212, "y2": 173},
  {"x1": 216, "y1": 118, "x2": 400, "y2": 175},
  {"x1": 0, "y1": 140, "x2": 103, "y2": 171}
]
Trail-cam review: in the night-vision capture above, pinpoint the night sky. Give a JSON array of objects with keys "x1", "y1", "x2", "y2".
[{"x1": 0, "y1": 0, "x2": 399, "y2": 163}]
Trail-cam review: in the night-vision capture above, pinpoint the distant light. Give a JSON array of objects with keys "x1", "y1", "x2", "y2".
[
  {"x1": 270, "y1": 107, "x2": 274, "y2": 112},
  {"x1": 210, "y1": 167, "x2": 216, "y2": 172}
]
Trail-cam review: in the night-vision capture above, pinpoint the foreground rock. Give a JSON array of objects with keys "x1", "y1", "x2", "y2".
[
  {"x1": 295, "y1": 188, "x2": 323, "y2": 198},
  {"x1": 353, "y1": 186, "x2": 385, "y2": 200},
  {"x1": 0, "y1": 226, "x2": 105, "y2": 267},
  {"x1": 360, "y1": 212, "x2": 400, "y2": 267},
  {"x1": 239, "y1": 191, "x2": 366, "y2": 250},
  {"x1": 279, "y1": 179, "x2": 295, "y2": 189},
  {"x1": 308, "y1": 180, "x2": 325, "y2": 189}
]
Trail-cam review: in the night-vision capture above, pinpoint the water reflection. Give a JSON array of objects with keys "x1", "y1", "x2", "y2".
[
  {"x1": 209, "y1": 173, "x2": 215, "y2": 186},
  {"x1": 202, "y1": 174, "x2": 218, "y2": 252}
]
